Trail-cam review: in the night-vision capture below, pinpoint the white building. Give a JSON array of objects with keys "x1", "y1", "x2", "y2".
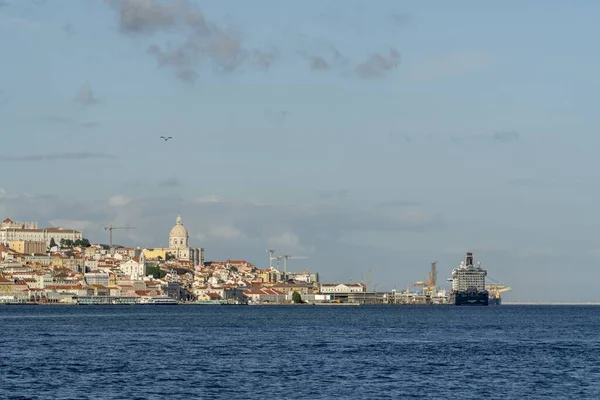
[
  {"x1": 119, "y1": 257, "x2": 146, "y2": 280},
  {"x1": 319, "y1": 283, "x2": 365, "y2": 293},
  {"x1": 1, "y1": 218, "x2": 37, "y2": 229},
  {"x1": 168, "y1": 215, "x2": 203, "y2": 266},
  {"x1": 0, "y1": 218, "x2": 82, "y2": 247}
]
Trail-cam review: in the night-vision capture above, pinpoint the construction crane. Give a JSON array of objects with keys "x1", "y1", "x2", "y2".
[
  {"x1": 278, "y1": 255, "x2": 308, "y2": 281},
  {"x1": 413, "y1": 261, "x2": 438, "y2": 297},
  {"x1": 266, "y1": 249, "x2": 276, "y2": 268},
  {"x1": 104, "y1": 225, "x2": 135, "y2": 251}
]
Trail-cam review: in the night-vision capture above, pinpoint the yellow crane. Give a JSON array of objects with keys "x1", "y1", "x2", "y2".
[
  {"x1": 487, "y1": 284, "x2": 511, "y2": 299},
  {"x1": 413, "y1": 261, "x2": 438, "y2": 297}
]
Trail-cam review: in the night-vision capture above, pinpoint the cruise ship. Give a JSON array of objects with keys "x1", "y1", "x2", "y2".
[{"x1": 448, "y1": 252, "x2": 488, "y2": 306}]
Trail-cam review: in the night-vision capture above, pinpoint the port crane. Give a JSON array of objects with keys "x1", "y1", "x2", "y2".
[
  {"x1": 274, "y1": 255, "x2": 308, "y2": 281},
  {"x1": 104, "y1": 225, "x2": 135, "y2": 252},
  {"x1": 486, "y1": 276, "x2": 511, "y2": 299},
  {"x1": 413, "y1": 261, "x2": 438, "y2": 297},
  {"x1": 487, "y1": 284, "x2": 511, "y2": 298}
]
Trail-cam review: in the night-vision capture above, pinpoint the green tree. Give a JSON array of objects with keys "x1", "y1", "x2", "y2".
[
  {"x1": 59, "y1": 238, "x2": 66, "y2": 247},
  {"x1": 49, "y1": 238, "x2": 57, "y2": 249},
  {"x1": 292, "y1": 291, "x2": 303, "y2": 304},
  {"x1": 80, "y1": 238, "x2": 91, "y2": 247},
  {"x1": 146, "y1": 266, "x2": 166, "y2": 279}
]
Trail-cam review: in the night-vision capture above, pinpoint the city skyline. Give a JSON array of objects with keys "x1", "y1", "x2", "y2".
[{"x1": 1, "y1": 0, "x2": 600, "y2": 301}]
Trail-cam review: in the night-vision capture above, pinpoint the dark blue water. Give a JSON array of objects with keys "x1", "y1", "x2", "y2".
[{"x1": 1, "y1": 305, "x2": 599, "y2": 399}]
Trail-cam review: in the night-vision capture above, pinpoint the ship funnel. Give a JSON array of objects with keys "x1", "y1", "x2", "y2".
[{"x1": 466, "y1": 252, "x2": 473, "y2": 266}]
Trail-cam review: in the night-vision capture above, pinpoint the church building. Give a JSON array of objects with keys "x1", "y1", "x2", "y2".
[{"x1": 167, "y1": 215, "x2": 203, "y2": 266}]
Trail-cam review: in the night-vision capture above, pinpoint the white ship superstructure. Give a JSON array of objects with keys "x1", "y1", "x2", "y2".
[{"x1": 451, "y1": 252, "x2": 487, "y2": 291}]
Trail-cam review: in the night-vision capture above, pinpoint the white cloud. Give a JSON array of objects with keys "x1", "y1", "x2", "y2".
[
  {"x1": 267, "y1": 231, "x2": 301, "y2": 247},
  {"x1": 266, "y1": 232, "x2": 314, "y2": 255},
  {"x1": 108, "y1": 195, "x2": 131, "y2": 207},
  {"x1": 208, "y1": 225, "x2": 244, "y2": 239},
  {"x1": 48, "y1": 219, "x2": 94, "y2": 232}
]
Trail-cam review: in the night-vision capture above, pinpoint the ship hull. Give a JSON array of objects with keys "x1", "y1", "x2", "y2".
[
  {"x1": 488, "y1": 297, "x2": 501, "y2": 306},
  {"x1": 450, "y1": 290, "x2": 488, "y2": 306}
]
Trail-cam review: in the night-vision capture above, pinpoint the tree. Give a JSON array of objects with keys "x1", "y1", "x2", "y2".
[
  {"x1": 292, "y1": 291, "x2": 303, "y2": 304},
  {"x1": 80, "y1": 238, "x2": 91, "y2": 247},
  {"x1": 49, "y1": 238, "x2": 57, "y2": 249},
  {"x1": 146, "y1": 266, "x2": 166, "y2": 279},
  {"x1": 59, "y1": 238, "x2": 66, "y2": 247}
]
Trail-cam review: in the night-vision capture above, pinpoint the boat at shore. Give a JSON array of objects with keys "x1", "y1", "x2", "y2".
[{"x1": 138, "y1": 296, "x2": 178, "y2": 305}]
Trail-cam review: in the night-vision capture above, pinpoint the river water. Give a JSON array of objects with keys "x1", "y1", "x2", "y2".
[{"x1": 1, "y1": 305, "x2": 599, "y2": 399}]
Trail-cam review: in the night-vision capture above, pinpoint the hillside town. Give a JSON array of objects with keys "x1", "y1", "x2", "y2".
[{"x1": 0, "y1": 216, "x2": 368, "y2": 305}]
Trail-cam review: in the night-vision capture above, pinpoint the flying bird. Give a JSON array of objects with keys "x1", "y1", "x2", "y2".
[{"x1": 160, "y1": 136, "x2": 173, "y2": 141}]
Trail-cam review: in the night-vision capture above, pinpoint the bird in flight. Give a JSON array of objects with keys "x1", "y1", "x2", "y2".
[{"x1": 160, "y1": 136, "x2": 173, "y2": 141}]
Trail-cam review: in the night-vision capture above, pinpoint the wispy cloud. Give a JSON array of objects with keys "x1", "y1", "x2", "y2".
[
  {"x1": 390, "y1": 13, "x2": 411, "y2": 27},
  {"x1": 300, "y1": 46, "x2": 348, "y2": 73},
  {"x1": 106, "y1": 0, "x2": 276, "y2": 83},
  {"x1": 264, "y1": 108, "x2": 288, "y2": 123},
  {"x1": 74, "y1": 84, "x2": 99, "y2": 106},
  {"x1": 310, "y1": 56, "x2": 329, "y2": 71},
  {"x1": 1, "y1": 152, "x2": 116, "y2": 162},
  {"x1": 63, "y1": 22, "x2": 74, "y2": 36},
  {"x1": 108, "y1": 195, "x2": 131, "y2": 207},
  {"x1": 492, "y1": 130, "x2": 519, "y2": 142},
  {"x1": 253, "y1": 47, "x2": 278, "y2": 70},
  {"x1": 105, "y1": 1, "x2": 400, "y2": 82},
  {"x1": 356, "y1": 48, "x2": 401, "y2": 79},
  {"x1": 158, "y1": 177, "x2": 182, "y2": 187}
]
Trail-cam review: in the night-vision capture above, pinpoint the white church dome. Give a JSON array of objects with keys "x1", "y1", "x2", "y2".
[{"x1": 169, "y1": 214, "x2": 189, "y2": 238}]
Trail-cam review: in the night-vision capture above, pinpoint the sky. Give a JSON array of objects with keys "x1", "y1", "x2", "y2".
[{"x1": 1, "y1": 0, "x2": 600, "y2": 302}]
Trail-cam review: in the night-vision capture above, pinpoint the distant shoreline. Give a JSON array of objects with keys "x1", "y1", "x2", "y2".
[
  {"x1": 3, "y1": 302, "x2": 600, "y2": 307},
  {"x1": 503, "y1": 302, "x2": 600, "y2": 305}
]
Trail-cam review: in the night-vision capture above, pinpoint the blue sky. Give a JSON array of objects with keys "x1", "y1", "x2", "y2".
[{"x1": 1, "y1": 0, "x2": 600, "y2": 301}]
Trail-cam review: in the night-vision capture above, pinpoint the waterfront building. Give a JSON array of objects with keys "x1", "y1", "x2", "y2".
[{"x1": 319, "y1": 283, "x2": 366, "y2": 294}]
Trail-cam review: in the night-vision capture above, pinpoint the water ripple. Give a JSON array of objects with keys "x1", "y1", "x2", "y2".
[{"x1": 1, "y1": 305, "x2": 599, "y2": 399}]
